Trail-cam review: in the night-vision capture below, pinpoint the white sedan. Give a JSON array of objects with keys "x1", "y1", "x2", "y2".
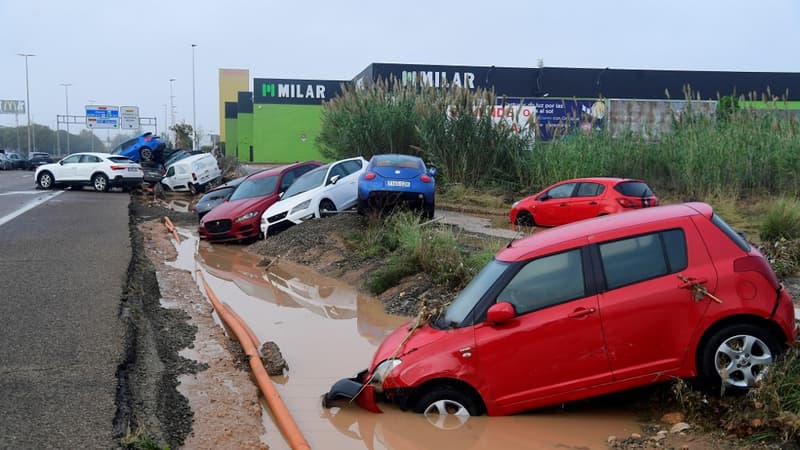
[
  {"x1": 260, "y1": 156, "x2": 366, "y2": 237},
  {"x1": 35, "y1": 152, "x2": 143, "y2": 192}
]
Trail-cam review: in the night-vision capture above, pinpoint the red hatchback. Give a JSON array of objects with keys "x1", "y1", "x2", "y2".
[
  {"x1": 199, "y1": 161, "x2": 320, "y2": 242},
  {"x1": 325, "y1": 203, "x2": 797, "y2": 417},
  {"x1": 510, "y1": 177, "x2": 658, "y2": 227}
]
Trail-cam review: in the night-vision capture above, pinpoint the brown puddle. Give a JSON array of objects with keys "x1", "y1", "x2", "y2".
[{"x1": 173, "y1": 229, "x2": 641, "y2": 449}]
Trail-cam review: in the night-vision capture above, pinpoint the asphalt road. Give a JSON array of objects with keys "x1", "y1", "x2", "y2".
[{"x1": 0, "y1": 170, "x2": 130, "y2": 448}]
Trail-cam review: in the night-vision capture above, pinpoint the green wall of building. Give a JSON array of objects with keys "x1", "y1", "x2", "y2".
[
  {"x1": 224, "y1": 118, "x2": 238, "y2": 157},
  {"x1": 236, "y1": 112, "x2": 253, "y2": 162},
  {"x1": 252, "y1": 104, "x2": 325, "y2": 163}
]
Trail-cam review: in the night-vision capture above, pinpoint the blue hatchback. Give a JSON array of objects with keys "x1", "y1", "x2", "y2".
[
  {"x1": 110, "y1": 132, "x2": 166, "y2": 162},
  {"x1": 357, "y1": 154, "x2": 436, "y2": 219}
]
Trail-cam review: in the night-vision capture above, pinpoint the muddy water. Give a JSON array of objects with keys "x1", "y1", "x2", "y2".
[{"x1": 174, "y1": 229, "x2": 640, "y2": 449}]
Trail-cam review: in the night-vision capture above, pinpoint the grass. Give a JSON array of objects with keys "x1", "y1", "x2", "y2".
[
  {"x1": 760, "y1": 198, "x2": 800, "y2": 242},
  {"x1": 348, "y1": 211, "x2": 499, "y2": 295},
  {"x1": 120, "y1": 428, "x2": 169, "y2": 450}
]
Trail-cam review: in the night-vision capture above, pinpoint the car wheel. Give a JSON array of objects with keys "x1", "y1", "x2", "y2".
[
  {"x1": 38, "y1": 171, "x2": 54, "y2": 189},
  {"x1": 413, "y1": 386, "x2": 481, "y2": 422},
  {"x1": 698, "y1": 323, "x2": 781, "y2": 391},
  {"x1": 140, "y1": 147, "x2": 153, "y2": 162},
  {"x1": 188, "y1": 183, "x2": 198, "y2": 195},
  {"x1": 515, "y1": 210, "x2": 535, "y2": 227},
  {"x1": 423, "y1": 201, "x2": 435, "y2": 220},
  {"x1": 92, "y1": 173, "x2": 109, "y2": 192},
  {"x1": 319, "y1": 199, "x2": 336, "y2": 217}
]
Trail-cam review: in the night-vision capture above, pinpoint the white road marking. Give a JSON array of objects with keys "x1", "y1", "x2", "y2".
[
  {"x1": 0, "y1": 190, "x2": 47, "y2": 196},
  {"x1": 0, "y1": 190, "x2": 64, "y2": 228}
]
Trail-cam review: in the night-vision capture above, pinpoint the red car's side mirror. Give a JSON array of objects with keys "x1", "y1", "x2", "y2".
[{"x1": 487, "y1": 302, "x2": 516, "y2": 324}]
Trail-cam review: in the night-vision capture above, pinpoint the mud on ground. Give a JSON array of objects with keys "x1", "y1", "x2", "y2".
[{"x1": 122, "y1": 195, "x2": 266, "y2": 448}]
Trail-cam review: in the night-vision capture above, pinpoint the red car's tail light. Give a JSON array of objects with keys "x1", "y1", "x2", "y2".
[
  {"x1": 192, "y1": 173, "x2": 198, "y2": 182},
  {"x1": 365, "y1": 172, "x2": 376, "y2": 180},
  {"x1": 616, "y1": 198, "x2": 635, "y2": 208},
  {"x1": 420, "y1": 174, "x2": 431, "y2": 183},
  {"x1": 734, "y1": 255, "x2": 780, "y2": 290},
  {"x1": 110, "y1": 165, "x2": 126, "y2": 171}
]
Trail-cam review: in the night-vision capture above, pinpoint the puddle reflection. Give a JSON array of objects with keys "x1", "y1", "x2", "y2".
[{"x1": 173, "y1": 235, "x2": 640, "y2": 449}]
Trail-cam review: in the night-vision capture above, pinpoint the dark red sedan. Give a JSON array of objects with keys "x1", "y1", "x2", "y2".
[
  {"x1": 199, "y1": 161, "x2": 320, "y2": 243},
  {"x1": 510, "y1": 177, "x2": 658, "y2": 227}
]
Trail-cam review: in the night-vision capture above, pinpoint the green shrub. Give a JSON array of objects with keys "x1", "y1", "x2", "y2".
[{"x1": 760, "y1": 199, "x2": 800, "y2": 242}]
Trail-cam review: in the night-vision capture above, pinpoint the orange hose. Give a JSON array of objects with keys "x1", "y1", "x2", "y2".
[
  {"x1": 197, "y1": 270, "x2": 310, "y2": 450},
  {"x1": 222, "y1": 303, "x2": 261, "y2": 350},
  {"x1": 163, "y1": 216, "x2": 180, "y2": 243}
]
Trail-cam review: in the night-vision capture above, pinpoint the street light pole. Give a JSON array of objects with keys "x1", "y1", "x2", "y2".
[
  {"x1": 169, "y1": 78, "x2": 176, "y2": 144},
  {"x1": 60, "y1": 83, "x2": 72, "y2": 155},
  {"x1": 191, "y1": 44, "x2": 198, "y2": 150},
  {"x1": 17, "y1": 53, "x2": 35, "y2": 156}
]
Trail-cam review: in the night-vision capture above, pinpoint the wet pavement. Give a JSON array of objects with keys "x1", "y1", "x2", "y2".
[{"x1": 171, "y1": 228, "x2": 641, "y2": 449}]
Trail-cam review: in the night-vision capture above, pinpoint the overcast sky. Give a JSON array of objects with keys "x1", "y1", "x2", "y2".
[{"x1": 1, "y1": 0, "x2": 798, "y2": 145}]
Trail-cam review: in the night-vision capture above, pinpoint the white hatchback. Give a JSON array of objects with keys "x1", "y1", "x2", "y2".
[
  {"x1": 35, "y1": 152, "x2": 143, "y2": 192},
  {"x1": 260, "y1": 156, "x2": 366, "y2": 236}
]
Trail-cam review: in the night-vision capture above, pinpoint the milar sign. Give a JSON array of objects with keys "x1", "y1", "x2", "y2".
[
  {"x1": 254, "y1": 78, "x2": 344, "y2": 105},
  {"x1": 401, "y1": 71, "x2": 476, "y2": 89}
]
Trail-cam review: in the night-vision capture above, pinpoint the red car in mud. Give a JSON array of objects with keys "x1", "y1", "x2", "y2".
[
  {"x1": 510, "y1": 177, "x2": 658, "y2": 227},
  {"x1": 325, "y1": 203, "x2": 797, "y2": 417},
  {"x1": 199, "y1": 161, "x2": 320, "y2": 242}
]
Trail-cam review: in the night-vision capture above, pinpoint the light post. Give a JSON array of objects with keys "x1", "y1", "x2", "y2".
[
  {"x1": 60, "y1": 83, "x2": 72, "y2": 154},
  {"x1": 169, "y1": 78, "x2": 176, "y2": 143},
  {"x1": 88, "y1": 99, "x2": 96, "y2": 152},
  {"x1": 17, "y1": 53, "x2": 35, "y2": 156},
  {"x1": 191, "y1": 44, "x2": 198, "y2": 150}
]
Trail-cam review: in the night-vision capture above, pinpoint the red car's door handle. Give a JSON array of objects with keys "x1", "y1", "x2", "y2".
[
  {"x1": 589, "y1": 201, "x2": 598, "y2": 205},
  {"x1": 568, "y1": 307, "x2": 596, "y2": 319},
  {"x1": 560, "y1": 203, "x2": 568, "y2": 207}
]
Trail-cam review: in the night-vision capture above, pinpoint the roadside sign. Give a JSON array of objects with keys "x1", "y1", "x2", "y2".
[
  {"x1": 85, "y1": 105, "x2": 119, "y2": 129},
  {"x1": 0, "y1": 100, "x2": 25, "y2": 114},
  {"x1": 120, "y1": 106, "x2": 140, "y2": 129}
]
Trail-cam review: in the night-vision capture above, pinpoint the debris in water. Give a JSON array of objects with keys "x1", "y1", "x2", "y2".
[{"x1": 260, "y1": 341, "x2": 289, "y2": 376}]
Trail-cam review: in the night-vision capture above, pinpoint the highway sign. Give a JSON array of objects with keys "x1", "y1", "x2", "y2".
[
  {"x1": 85, "y1": 105, "x2": 119, "y2": 129},
  {"x1": 0, "y1": 100, "x2": 25, "y2": 114},
  {"x1": 120, "y1": 106, "x2": 140, "y2": 129}
]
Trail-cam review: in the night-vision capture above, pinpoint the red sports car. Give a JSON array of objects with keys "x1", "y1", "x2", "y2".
[
  {"x1": 199, "y1": 161, "x2": 320, "y2": 242},
  {"x1": 510, "y1": 177, "x2": 658, "y2": 227}
]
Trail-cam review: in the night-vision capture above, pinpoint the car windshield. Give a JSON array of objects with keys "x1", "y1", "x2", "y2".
[
  {"x1": 373, "y1": 154, "x2": 422, "y2": 169},
  {"x1": 164, "y1": 152, "x2": 190, "y2": 167},
  {"x1": 438, "y1": 259, "x2": 510, "y2": 328},
  {"x1": 229, "y1": 175, "x2": 278, "y2": 201},
  {"x1": 283, "y1": 165, "x2": 329, "y2": 199}
]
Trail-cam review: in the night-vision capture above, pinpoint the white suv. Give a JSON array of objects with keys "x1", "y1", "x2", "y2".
[{"x1": 35, "y1": 152, "x2": 144, "y2": 192}]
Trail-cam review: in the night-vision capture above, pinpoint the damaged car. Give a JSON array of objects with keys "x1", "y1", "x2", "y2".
[{"x1": 324, "y1": 202, "x2": 797, "y2": 417}]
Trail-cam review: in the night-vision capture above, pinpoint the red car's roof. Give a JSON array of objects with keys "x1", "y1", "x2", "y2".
[
  {"x1": 244, "y1": 161, "x2": 320, "y2": 179},
  {"x1": 560, "y1": 177, "x2": 640, "y2": 184},
  {"x1": 498, "y1": 202, "x2": 713, "y2": 262}
]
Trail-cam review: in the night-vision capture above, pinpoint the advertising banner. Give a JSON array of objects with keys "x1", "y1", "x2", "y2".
[{"x1": 493, "y1": 98, "x2": 606, "y2": 141}]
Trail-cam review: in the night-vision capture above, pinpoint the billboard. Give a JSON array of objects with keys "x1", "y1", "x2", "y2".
[
  {"x1": 0, "y1": 100, "x2": 25, "y2": 114},
  {"x1": 493, "y1": 98, "x2": 606, "y2": 141},
  {"x1": 85, "y1": 105, "x2": 120, "y2": 129}
]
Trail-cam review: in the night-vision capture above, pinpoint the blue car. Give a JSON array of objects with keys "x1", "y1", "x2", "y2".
[
  {"x1": 357, "y1": 154, "x2": 436, "y2": 219},
  {"x1": 110, "y1": 132, "x2": 166, "y2": 162}
]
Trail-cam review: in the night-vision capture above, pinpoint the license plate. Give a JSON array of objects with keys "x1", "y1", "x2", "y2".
[
  {"x1": 127, "y1": 167, "x2": 139, "y2": 172},
  {"x1": 387, "y1": 180, "x2": 411, "y2": 188}
]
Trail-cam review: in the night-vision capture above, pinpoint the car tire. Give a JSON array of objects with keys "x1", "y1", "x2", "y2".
[
  {"x1": 92, "y1": 173, "x2": 110, "y2": 192},
  {"x1": 37, "y1": 171, "x2": 54, "y2": 190},
  {"x1": 423, "y1": 201, "x2": 435, "y2": 220},
  {"x1": 140, "y1": 147, "x2": 153, "y2": 162},
  {"x1": 319, "y1": 199, "x2": 336, "y2": 217},
  {"x1": 413, "y1": 385, "x2": 481, "y2": 418},
  {"x1": 188, "y1": 183, "x2": 198, "y2": 195},
  {"x1": 515, "y1": 210, "x2": 535, "y2": 227},
  {"x1": 698, "y1": 323, "x2": 781, "y2": 391},
  {"x1": 356, "y1": 198, "x2": 367, "y2": 216}
]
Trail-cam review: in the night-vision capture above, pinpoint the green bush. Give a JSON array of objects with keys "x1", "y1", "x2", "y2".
[{"x1": 760, "y1": 199, "x2": 800, "y2": 242}]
